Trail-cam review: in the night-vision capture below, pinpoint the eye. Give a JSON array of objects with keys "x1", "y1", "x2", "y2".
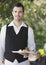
[
  {"x1": 19, "y1": 11, "x2": 23, "y2": 13},
  {"x1": 15, "y1": 11, "x2": 17, "y2": 13}
]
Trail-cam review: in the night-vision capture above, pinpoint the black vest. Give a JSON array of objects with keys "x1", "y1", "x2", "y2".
[{"x1": 4, "y1": 24, "x2": 28, "y2": 63}]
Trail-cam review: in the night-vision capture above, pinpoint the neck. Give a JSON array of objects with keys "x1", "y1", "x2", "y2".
[{"x1": 13, "y1": 20, "x2": 22, "y2": 27}]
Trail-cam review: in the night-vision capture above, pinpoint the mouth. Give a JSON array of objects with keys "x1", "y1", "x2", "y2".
[{"x1": 15, "y1": 16, "x2": 20, "y2": 18}]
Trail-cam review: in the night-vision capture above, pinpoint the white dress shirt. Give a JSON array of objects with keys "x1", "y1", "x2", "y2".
[{"x1": 0, "y1": 21, "x2": 36, "y2": 65}]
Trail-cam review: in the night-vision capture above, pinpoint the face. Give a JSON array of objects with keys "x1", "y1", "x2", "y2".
[{"x1": 12, "y1": 7, "x2": 24, "y2": 21}]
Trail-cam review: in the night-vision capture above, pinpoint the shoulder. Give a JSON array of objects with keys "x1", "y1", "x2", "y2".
[
  {"x1": 1, "y1": 25, "x2": 6, "y2": 31},
  {"x1": 0, "y1": 25, "x2": 7, "y2": 33},
  {"x1": 1, "y1": 23, "x2": 10, "y2": 31},
  {"x1": 28, "y1": 26, "x2": 34, "y2": 33},
  {"x1": 23, "y1": 22, "x2": 34, "y2": 33},
  {"x1": 23, "y1": 21, "x2": 33, "y2": 31},
  {"x1": 0, "y1": 25, "x2": 7, "y2": 37}
]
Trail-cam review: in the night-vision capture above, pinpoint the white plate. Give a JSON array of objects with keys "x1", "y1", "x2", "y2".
[
  {"x1": 12, "y1": 50, "x2": 30, "y2": 54},
  {"x1": 12, "y1": 51, "x2": 20, "y2": 53}
]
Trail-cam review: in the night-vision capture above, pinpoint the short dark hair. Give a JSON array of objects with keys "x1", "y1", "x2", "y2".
[{"x1": 13, "y1": 3, "x2": 24, "y2": 12}]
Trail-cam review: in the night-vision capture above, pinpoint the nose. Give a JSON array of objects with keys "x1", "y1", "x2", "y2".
[{"x1": 16, "y1": 12, "x2": 19, "y2": 15}]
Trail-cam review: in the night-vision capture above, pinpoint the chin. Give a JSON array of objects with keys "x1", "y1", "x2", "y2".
[{"x1": 14, "y1": 19, "x2": 21, "y2": 21}]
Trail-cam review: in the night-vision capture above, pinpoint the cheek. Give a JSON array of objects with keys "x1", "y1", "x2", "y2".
[
  {"x1": 20, "y1": 13, "x2": 23, "y2": 17},
  {"x1": 12, "y1": 12, "x2": 16, "y2": 16}
]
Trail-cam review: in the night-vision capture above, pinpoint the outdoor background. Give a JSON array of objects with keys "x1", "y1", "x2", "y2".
[{"x1": 0, "y1": 0, "x2": 46, "y2": 50}]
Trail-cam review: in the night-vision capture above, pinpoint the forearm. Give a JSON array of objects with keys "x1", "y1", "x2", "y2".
[
  {"x1": 0, "y1": 46, "x2": 4, "y2": 65},
  {"x1": 28, "y1": 26, "x2": 36, "y2": 52},
  {"x1": 0, "y1": 25, "x2": 6, "y2": 65}
]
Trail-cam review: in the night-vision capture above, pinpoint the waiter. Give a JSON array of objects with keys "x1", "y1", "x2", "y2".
[{"x1": 0, "y1": 3, "x2": 35, "y2": 65}]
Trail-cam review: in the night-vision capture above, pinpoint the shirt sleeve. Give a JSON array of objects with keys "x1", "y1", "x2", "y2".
[
  {"x1": 27, "y1": 26, "x2": 36, "y2": 52},
  {"x1": 0, "y1": 25, "x2": 6, "y2": 65}
]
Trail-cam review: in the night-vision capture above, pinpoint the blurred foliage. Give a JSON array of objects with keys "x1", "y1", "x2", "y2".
[{"x1": 0, "y1": 0, "x2": 46, "y2": 49}]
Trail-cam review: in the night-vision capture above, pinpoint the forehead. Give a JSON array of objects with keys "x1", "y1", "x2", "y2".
[{"x1": 13, "y1": 6, "x2": 23, "y2": 11}]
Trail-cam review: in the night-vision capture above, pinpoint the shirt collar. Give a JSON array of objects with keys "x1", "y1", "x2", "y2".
[{"x1": 8, "y1": 20, "x2": 27, "y2": 28}]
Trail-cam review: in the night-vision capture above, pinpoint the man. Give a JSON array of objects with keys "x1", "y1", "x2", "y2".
[{"x1": 0, "y1": 3, "x2": 35, "y2": 65}]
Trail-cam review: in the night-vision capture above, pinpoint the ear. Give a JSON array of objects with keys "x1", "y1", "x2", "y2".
[
  {"x1": 12, "y1": 11, "x2": 13, "y2": 15},
  {"x1": 12, "y1": 11, "x2": 14, "y2": 16}
]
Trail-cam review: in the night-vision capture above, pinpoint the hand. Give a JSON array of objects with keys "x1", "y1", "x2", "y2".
[
  {"x1": 25, "y1": 47, "x2": 30, "y2": 51},
  {"x1": 19, "y1": 48, "x2": 30, "y2": 56},
  {"x1": 2, "y1": 58, "x2": 5, "y2": 64},
  {"x1": 35, "y1": 51, "x2": 41, "y2": 59}
]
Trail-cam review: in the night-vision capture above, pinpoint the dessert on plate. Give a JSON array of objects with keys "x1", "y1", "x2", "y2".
[{"x1": 12, "y1": 48, "x2": 30, "y2": 54}]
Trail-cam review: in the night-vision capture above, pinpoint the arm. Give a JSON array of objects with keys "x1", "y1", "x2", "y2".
[
  {"x1": 0, "y1": 25, "x2": 6, "y2": 65},
  {"x1": 20, "y1": 26, "x2": 36, "y2": 57},
  {"x1": 28, "y1": 26, "x2": 36, "y2": 52}
]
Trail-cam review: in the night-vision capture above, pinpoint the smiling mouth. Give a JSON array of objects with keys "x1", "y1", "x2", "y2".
[{"x1": 15, "y1": 16, "x2": 20, "y2": 18}]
